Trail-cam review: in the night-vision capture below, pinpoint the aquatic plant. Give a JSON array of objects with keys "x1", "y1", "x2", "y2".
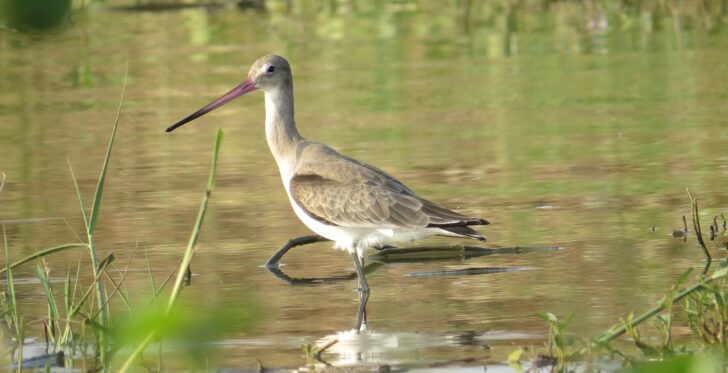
[
  {"x1": 536, "y1": 312, "x2": 574, "y2": 363},
  {"x1": 525, "y1": 192, "x2": 728, "y2": 370},
  {"x1": 0, "y1": 66, "x2": 231, "y2": 371}
]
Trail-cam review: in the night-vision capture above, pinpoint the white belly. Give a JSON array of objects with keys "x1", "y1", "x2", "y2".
[{"x1": 282, "y1": 179, "x2": 435, "y2": 258}]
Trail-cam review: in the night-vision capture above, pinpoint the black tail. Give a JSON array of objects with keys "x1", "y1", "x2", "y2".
[
  {"x1": 438, "y1": 226, "x2": 486, "y2": 241},
  {"x1": 428, "y1": 218, "x2": 489, "y2": 241},
  {"x1": 416, "y1": 197, "x2": 489, "y2": 241}
]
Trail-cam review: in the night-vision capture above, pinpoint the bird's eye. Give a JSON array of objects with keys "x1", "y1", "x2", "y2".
[{"x1": 266, "y1": 65, "x2": 275, "y2": 73}]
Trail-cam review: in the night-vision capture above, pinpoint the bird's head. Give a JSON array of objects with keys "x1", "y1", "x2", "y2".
[
  {"x1": 165, "y1": 54, "x2": 292, "y2": 132},
  {"x1": 247, "y1": 54, "x2": 292, "y2": 92}
]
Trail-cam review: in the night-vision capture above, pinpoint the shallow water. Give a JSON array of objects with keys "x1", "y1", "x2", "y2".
[{"x1": 1, "y1": 1, "x2": 727, "y2": 370}]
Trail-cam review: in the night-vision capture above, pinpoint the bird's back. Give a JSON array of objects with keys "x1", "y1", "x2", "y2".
[{"x1": 288, "y1": 141, "x2": 488, "y2": 236}]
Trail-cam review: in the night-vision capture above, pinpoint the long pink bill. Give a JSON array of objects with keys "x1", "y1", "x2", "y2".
[{"x1": 166, "y1": 77, "x2": 257, "y2": 132}]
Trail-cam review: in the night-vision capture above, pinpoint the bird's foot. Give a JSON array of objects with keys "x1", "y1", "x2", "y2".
[
  {"x1": 373, "y1": 244, "x2": 397, "y2": 251},
  {"x1": 263, "y1": 260, "x2": 281, "y2": 269}
]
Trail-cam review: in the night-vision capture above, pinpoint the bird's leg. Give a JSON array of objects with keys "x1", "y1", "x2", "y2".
[
  {"x1": 265, "y1": 235, "x2": 329, "y2": 268},
  {"x1": 350, "y1": 249, "x2": 370, "y2": 331},
  {"x1": 349, "y1": 251, "x2": 370, "y2": 293},
  {"x1": 357, "y1": 250, "x2": 369, "y2": 329},
  {"x1": 373, "y1": 244, "x2": 397, "y2": 251},
  {"x1": 355, "y1": 286, "x2": 369, "y2": 331}
]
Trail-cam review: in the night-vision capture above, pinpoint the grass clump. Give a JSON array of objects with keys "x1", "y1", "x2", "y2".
[
  {"x1": 536, "y1": 312, "x2": 574, "y2": 364},
  {"x1": 684, "y1": 277, "x2": 728, "y2": 348},
  {"x1": 515, "y1": 191, "x2": 728, "y2": 371},
  {"x1": 0, "y1": 66, "x2": 234, "y2": 371}
]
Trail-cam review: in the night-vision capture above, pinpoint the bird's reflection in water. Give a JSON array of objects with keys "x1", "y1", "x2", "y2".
[
  {"x1": 287, "y1": 279, "x2": 540, "y2": 371},
  {"x1": 266, "y1": 237, "x2": 559, "y2": 330},
  {"x1": 265, "y1": 236, "x2": 560, "y2": 365}
]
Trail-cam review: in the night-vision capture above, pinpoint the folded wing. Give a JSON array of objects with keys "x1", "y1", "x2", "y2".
[{"x1": 289, "y1": 142, "x2": 489, "y2": 233}]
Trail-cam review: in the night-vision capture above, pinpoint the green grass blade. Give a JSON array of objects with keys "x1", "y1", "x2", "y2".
[
  {"x1": 72, "y1": 256, "x2": 82, "y2": 306},
  {"x1": 61, "y1": 257, "x2": 83, "y2": 346},
  {"x1": 85, "y1": 62, "x2": 128, "y2": 370},
  {"x1": 149, "y1": 271, "x2": 175, "y2": 308},
  {"x1": 67, "y1": 159, "x2": 89, "y2": 230},
  {"x1": 107, "y1": 244, "x2": 138, "y2": 314},
  {"x1": 62, "y1": 218, "x2": 84, "y2": 243},
  {"x1": 59, "y1": 264, "x2": 73, "y2": 346},
  {"x1": 35, "y1": 263, "x2": 60, "y2": 343},
  {"x1": 93, "y1": 257, "x2": 133, "y2": 319},
  {"x1": 0, "y1": 295, "x2": 11, "y2": 339},
  {"x1": 88, "y1": 61, "x2": 128, "y2": 235},
  {"x1": 118, "y1": 129, "x2": 224, "y2": 373},
  {"x1": 3, "y1": 225, "x2": 20, "y2": 338},
  {"x1": 594, "y1": 265, "x2": 728, "y2": 345},
  {"x1": 64, "y1": 264, "x2": 72, "y2": 318},
  {"x1": 0, "y1": 243, "x2": 89, "y2": 275},
  {"x1": 205, "y1": 129, "x2": 224, "y2": 190},
  {"x1": 68, "y1": 255, "x2": 115, "y2": 319},
  {"x1": 144, "y1": 248, "x2": 159, "y2": 309},
  {"x1": 103, "y1": 271, "x2": 132, "y2": 312},
  {"x1": 166, "y1": 129, "x2": 223, "y2": 312},
  {"x1": 15, "y1": 316, "x2": 23, "y2": 373}
]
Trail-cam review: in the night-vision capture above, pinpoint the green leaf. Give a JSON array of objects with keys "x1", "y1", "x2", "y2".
[
  {"x1": 561, "y1": 312, "x2": 574, "y2": 328},
  {"x1": 535, "y1": 312, "x2": 558, "y2": 323},
  {"x1": 507, "y1": 347, "x2": 524, "y2": 363},
  {"x1": 35, "y1": 263, "x2": 60, "y2": 325},
  {"x1": 675, "y1": 268, "x2": 694, "y2": 287},
  {"x1": 3, "y1": 225, "x2": 20, "y2": 337},
  {"x1": 0, "y1": 243, "x2": 88, "y2": 275},
  {"x1": 67, "y1": 159, "x2": 89, "y2": 230},
  {"x1": 88, "y1": 61, "x2": 128, "y2": 235}
]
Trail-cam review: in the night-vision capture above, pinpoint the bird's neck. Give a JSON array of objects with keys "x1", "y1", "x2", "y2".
[{"x1": 264, "y1": 87, "x2": 303, "y2": 179}]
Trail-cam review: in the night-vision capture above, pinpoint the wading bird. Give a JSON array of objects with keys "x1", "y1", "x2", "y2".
[{"x1": 166, "y1": 55, "x2": 489, "y2": 294}]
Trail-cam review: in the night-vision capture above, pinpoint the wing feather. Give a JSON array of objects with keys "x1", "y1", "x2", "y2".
[{"x1": 289, "y1": 141, "x2": 488, "y2": 230}]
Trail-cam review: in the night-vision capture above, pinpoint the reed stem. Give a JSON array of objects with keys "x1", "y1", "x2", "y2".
[{"x1": 117, "y1": 129, "x2": 224, "y2": 373}]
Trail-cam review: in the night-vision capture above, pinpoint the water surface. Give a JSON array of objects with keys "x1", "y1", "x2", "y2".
[{"x1": 1, "y1": 1, "x2": 727, "y2": 370}]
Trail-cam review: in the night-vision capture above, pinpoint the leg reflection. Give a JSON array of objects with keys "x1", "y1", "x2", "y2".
[{"x1": 264, "y1": 236, "x2": 560, "y2": 287}]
